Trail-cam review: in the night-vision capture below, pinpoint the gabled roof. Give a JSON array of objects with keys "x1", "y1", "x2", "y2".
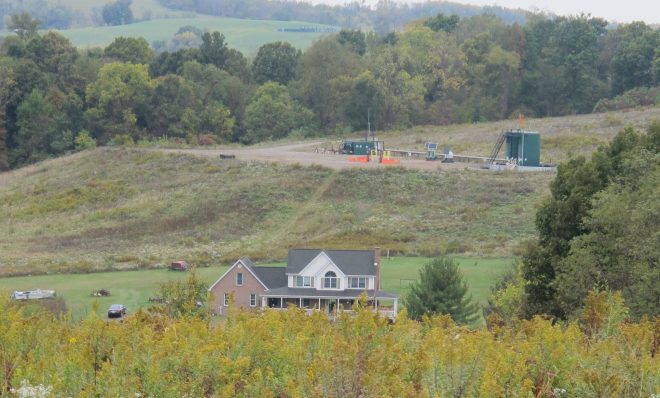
[
  {"x1": 252, "y1": 266, "x2": 287, "y2": 289},
  {"x1": 287, "y1": 249, "x2": 376, "y2": 276},
  {"x1": 208, "y1": 257, "x2": 269, "y2": 291}
]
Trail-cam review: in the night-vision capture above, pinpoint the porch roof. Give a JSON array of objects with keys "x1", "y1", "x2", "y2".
[{"x1": 262, "y1": 287, "x2": 398, "y2": 300}]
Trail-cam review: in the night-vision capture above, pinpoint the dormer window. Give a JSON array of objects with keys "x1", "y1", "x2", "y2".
[
  {"x1": 322, "y1": 271, "x2": 339, "y2": 289},
  {"x1": 236, "y1": 272, "x2": 243, "y2": 286}
]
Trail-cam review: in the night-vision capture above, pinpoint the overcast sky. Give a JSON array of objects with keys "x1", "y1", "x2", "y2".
[{"x1": 306, "y1": 0, "x2": 660, "y2": 24}]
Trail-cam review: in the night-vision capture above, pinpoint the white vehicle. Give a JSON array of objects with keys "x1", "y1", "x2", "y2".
[{"x1": 11, "y1": 289, "x2": 56, "y2": 300}]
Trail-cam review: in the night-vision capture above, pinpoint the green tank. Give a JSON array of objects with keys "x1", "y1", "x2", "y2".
[{"x1": 504, "y1": 130, "x2": 540, "y2": 167}]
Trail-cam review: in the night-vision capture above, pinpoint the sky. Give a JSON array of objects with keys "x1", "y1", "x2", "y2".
[{"x1": 306, "y1": 0, "x2": 660, "y2": 24}]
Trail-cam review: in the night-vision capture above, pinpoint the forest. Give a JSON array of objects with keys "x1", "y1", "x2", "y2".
[{"x1": 0, "y1": 12, "x2": 658, "y2": 169}]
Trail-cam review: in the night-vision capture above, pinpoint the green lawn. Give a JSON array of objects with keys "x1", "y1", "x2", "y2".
[
  {"x1": 47, "y1": 16, "x2": 336, "y2": 55},
  {"x1": 0, "y1": 257, "x2": 512, "y2": 319}
]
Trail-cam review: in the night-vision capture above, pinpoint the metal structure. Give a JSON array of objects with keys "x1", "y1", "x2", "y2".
[
  {"x1": 340, "y1": 139, "x2": 384, "y2": 155},
  {"x1": 425, "y1": 143, "x2": 438, "y2": 160},
  {"x1": 486, "y1": 129, "x2": 541, "y2": 167}
]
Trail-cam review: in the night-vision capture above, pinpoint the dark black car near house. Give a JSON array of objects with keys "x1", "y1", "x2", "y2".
[{"x1": 108, "y1": 304, "x2": 126, "y2": 318}]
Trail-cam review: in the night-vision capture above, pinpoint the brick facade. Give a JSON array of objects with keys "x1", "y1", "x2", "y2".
[{"x1": 209, "y1": 261, "x2": 266, "y2": 315}]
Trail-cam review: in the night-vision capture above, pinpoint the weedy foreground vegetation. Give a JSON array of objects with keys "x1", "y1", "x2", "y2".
[{"x1": 0, "y1": 291, "x2": 657, "y2": 397}]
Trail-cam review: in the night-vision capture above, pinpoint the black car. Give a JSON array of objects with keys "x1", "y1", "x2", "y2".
[{"x1": 108, "y1": 304, "x2": 127, "y2": 318}]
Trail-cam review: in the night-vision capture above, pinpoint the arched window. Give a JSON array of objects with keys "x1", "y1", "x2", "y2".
[{"x1": 323, "y1": 271, "x2": 338, "y2": 288}]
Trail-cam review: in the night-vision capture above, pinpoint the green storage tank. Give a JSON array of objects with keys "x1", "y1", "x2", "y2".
[
  {"x1": 505, "y1": 130, "x2": 540, "y2": 167},
  {"x1": 340, "y1": 140, "x2": 384, "y2": 155}
]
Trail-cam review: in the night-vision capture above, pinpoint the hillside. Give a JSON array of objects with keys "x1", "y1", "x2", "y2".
[
  {"x1": 0, "y1": 148, "x2": 549, "y2": 275},
  {"x1": 2, "y1": 107, "x2": 659, "y2": 276},
  {"x1": 48, "y1": 17, "x2": 336, "y2": 54}
]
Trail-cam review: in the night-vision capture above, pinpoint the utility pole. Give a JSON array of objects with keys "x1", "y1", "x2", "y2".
[{"x1": 367, "y1": 107, "x2": 371, "y2": 142}]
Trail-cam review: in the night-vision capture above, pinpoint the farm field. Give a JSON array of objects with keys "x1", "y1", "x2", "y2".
[
  {"x1": 0, "y1": 257, "x2": 511, "y2": 319},
  {"x1": 46, "y1": 16, "x2": 336, "y2": 55}
]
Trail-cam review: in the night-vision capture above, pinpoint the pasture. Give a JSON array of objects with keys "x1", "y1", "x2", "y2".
[
  {"x1": 49, "y1": 16, "x2": 336, "y2": 55},
  {"x1": 0, "y1": 257, "x2": 512, "y2": 319}
]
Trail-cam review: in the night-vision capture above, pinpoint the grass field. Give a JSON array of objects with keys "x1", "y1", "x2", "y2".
[
  {"x1": 48, "y1": 16, "x2": 335, "y2": 55},
  {"x1": 0, "y1": 257, "x2": 512, "y2": 319},
  {"x1": 0, "y1": 148, "x2": 549, "y2": 275}
]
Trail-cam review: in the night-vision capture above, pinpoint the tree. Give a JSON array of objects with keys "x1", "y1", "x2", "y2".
[
  {"x1": 405, "y1": 257, "x2": 479, "y2": 324},
  {"x1": 85, "y1": 62, "x2": 154, "y2": 142},
  {"x1": 252, "y1": 41, "x2": 301, "y2": 85},
  {"x1": 7, "y1": 13, "x2": 41, "y2": 40},
  {"x1": 610, "y1": 22, "x2": 659, "y2": 95},
  {"x1": 102, "y1": 0, "x2": 134, "y2": 26},
  {"x1": 424, "y1": 13, "x2": 459, "y2": 33},
  {"x1": 337, "y1": 29, "x2": 367, "y2": 55},
  {"x1": 244, "y1": 81, "x2": 312, "y2": 143},
  {"x1": 154, "y1": 266, "x2": 209, "y2": 319},
  {"x1": 15, "y1": 89, "x2": 70, "y2": 163},
  {"x1": 104, "y1": 37, "x2": 153, "y2": 64},
  {"x1": 522, "y1": 125, "x2": 654, "y2": 318}
]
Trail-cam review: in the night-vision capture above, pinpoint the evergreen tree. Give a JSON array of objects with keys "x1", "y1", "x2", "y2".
[{"x1": 405, "y1": 257, "x2": 480, "y2": 324}]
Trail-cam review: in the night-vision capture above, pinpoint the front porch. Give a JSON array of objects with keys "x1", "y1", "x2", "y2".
[{"x1": 261, "y1": 295, "x2": 398, "y2": 320}]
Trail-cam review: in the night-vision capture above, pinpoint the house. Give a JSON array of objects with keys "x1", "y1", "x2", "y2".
[
  {"x1": 208, "y1": 257, "x2": 286, "y2": 316},
  {"x1": 208, "y1": 248, "x2": 399, "y2": 319}
]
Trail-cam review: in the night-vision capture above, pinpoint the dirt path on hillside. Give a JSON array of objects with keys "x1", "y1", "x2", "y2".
[{"x1": 145, "y1": 142, "x2": 472, "y2": 171}]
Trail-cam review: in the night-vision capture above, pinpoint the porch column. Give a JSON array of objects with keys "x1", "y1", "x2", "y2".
[
  {"x1": 394, "y1": 299, "x2": 398, "y2": 317},
  {"x1": 280, "y1": 297, "x2": 283, "y2": 308},
  {"x1": 299, "y1": 297, "x2": 302, "y2": 308},
  {"x1": 336, "y1": 298, "x2": 339, "y2": 313},
  {"x1": 318, "y1": 298, "x2": 321, "y2": 311},
  {"x1": 261, "y1": 296, "x2": 266, "y2": 308}
]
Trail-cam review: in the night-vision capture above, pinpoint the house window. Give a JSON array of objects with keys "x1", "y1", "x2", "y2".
[
  {"x1": 236, "y1": 272, "x2": 243, "y2": 286},
  {"x1": 349, "y1": 277, "x2": 367, "y2": 289},
  {"x1": 322, "y1": 271, "x2": 338, "y2": 289},
  {"x1": 295, "y1": 276, "x2": 313, "y2": 287},
  {"x1": 250, "y1": 294, "x2": 256, "y2": 307},
  {"x1": 223, "y1": 293, "x2": 229, "y2": 306}
]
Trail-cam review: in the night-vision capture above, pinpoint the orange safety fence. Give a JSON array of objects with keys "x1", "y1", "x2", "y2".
[
  {"x1": 381, "y1": 158, "x2": 400, "y2": 165},
  {"x1": 348, "y1": 156, "x2": 370, "y2": 163}
]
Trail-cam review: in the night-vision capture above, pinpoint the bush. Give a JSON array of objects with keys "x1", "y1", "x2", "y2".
[
  {"x1": 592, "y1": 87, "x2": 660, "y2": 112},
  {"x1": 74, "y1": 130, "x2": 96, "y2": 150},
  {"x1": 107, "y1": 134, "x2": 135, "y2": 147}
]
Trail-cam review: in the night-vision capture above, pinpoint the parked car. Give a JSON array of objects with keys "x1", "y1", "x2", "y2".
[
  {"x1": 108, "y1": 304, "x2": 126, "y2": 318},
  {"x1": 170, "y1": 261, "x2": 189, "y2": 271}
]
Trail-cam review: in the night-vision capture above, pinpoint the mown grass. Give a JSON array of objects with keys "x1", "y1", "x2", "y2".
[
  {"x1": 48, "y1": 16, "x2": 335, "y2": 55},
  {"x1": 0, "y1": 148, "x2": 548, "y2": 275},
  {"x1": 0, "y1": 257, "x2": 511, "y2": 319}
]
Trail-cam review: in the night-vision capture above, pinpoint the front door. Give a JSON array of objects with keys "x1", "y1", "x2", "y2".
[{"x1": 327, "y1": 300, "x2": 336, "y2": 313}]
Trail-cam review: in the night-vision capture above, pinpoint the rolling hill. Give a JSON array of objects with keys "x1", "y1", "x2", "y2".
[
  {"x1": 45, "y1": 16, "x2": 335, "y2": 55},
  {"x1": 1, "y1": 107, "x2": 658, "y2": 276}
]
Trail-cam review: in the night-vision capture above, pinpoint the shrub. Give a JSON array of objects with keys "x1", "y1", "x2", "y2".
[{"x1": 74, "y1": 130, "x2": 96, "y2": 150}]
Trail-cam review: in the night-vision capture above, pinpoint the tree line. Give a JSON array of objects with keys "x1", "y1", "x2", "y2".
[{"x1": 1, "y1": 12, "x2": 659, "y2": 169}]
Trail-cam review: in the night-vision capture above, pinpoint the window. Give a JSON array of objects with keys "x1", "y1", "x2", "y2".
[
  {"x1": 236, "y1": 272, "x2": 243, "y2": 286},
  {"x1": 322, "y1": 271, "x2": 338, "y2": 289},
  {"x1": 349, "y1": 277, "x2": 367, "y2": 289},
  {"x1": 295, "y1": 276, "x2": 313, "y2": 287},
  {"x1": 223, "y1": 293, "x2": 229, "y2": 306},
  {"x1": 250, "y1": 293, "x2": 256, "y2": 307}
]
